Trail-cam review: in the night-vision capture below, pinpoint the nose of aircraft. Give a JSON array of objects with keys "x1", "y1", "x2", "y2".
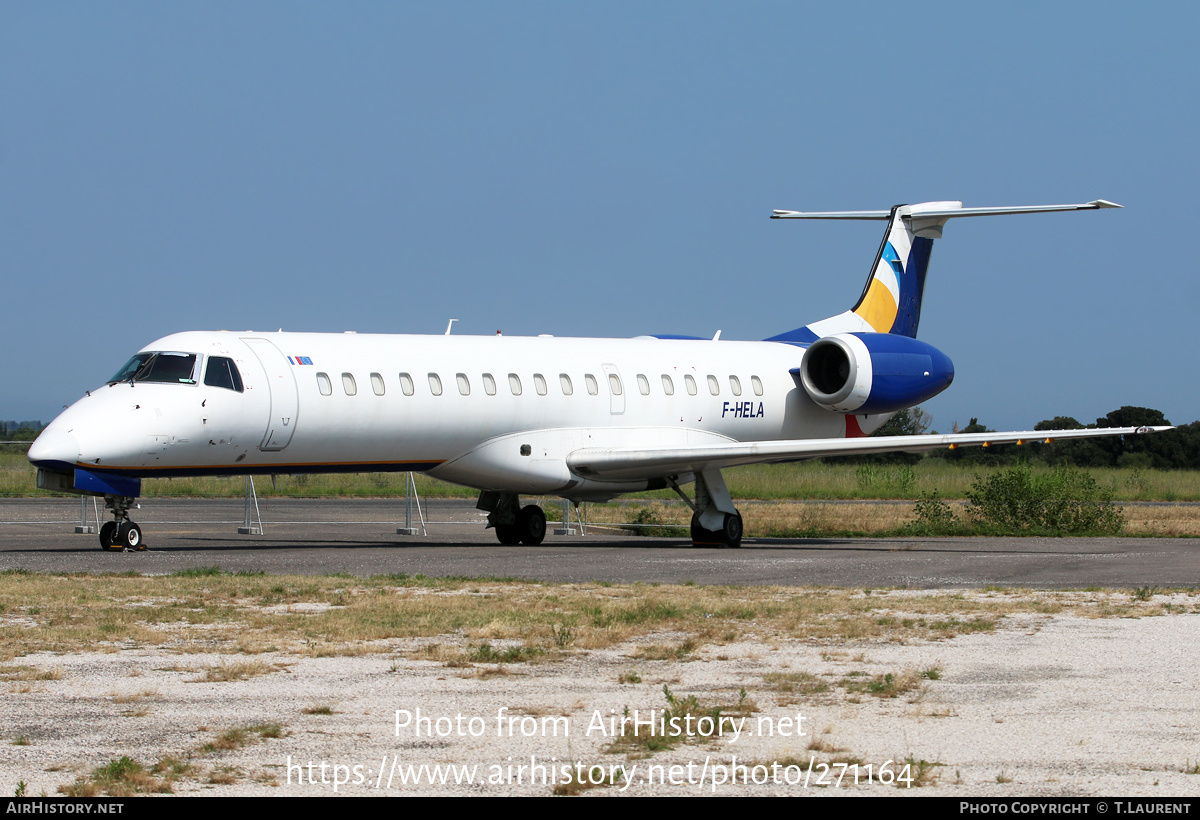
[{"x1": 27, "y1": 427, "x2": 81, "y2": 472}]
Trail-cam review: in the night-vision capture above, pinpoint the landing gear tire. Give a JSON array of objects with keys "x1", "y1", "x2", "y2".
[
  {"x1": 495, "y1": 524, "x2": 522, "y2": 546},
  {"x1": 721, "y1": 512, "x2": 743, "y2": 549},
  {"x1": 99, "y1": 522, "x2": 119, "y2": 551},
  {"x1": 690, "y1": 512, "x2": 742, "y2": 548},
  {"x1": 517, "y1": 505, "x2": 546, "y2": 546},
  {"x1": 119, "y1": 522, "x2": 144, "y2": 551}
]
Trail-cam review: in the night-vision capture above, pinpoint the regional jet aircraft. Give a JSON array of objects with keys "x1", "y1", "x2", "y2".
[{"x1": 28, "y1": 200, "x2": 1166, "y2": 550}]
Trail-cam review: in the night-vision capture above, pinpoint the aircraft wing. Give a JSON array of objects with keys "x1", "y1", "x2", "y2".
[{"x1": 566, "y1": 426, "x2": 1173, "y2": 482}]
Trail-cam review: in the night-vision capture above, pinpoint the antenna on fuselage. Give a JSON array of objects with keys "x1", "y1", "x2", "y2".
[{"x1": 445, "y1": 319, "x2": 459, "y2": 335}]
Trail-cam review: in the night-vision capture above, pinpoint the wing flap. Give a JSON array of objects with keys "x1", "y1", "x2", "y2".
[{"x1": 567, "y1": 426, "x2": 1171, "y2": 482}]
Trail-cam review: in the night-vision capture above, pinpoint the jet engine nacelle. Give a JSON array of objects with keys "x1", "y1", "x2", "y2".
[{"x1": 799, "y1": 332, "x2": 954, "y2": 414}]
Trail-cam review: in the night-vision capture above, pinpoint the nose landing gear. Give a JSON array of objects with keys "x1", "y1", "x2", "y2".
[{"x1": 99, "y1": 495, "x2": 144, "y2": 551}]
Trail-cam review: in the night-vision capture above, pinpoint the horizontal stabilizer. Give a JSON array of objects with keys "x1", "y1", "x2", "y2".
[
  {"x1": 568, "y1": 425, "x2": 1170, "y2": 482},
  {"x1": 771, "y1": 200, "x2": 1121, "y2": 220}
]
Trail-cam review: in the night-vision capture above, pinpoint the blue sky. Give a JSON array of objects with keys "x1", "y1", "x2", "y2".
[{"x1": 2, "y1": 3, "x2": 1196, "y2": 431}]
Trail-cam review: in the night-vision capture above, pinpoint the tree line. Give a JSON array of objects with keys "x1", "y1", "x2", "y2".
[
  {"x1": 859, "y1": 406, "x2": 1200, "y2": 469},
  {"x1": 0, "y1": 421, "x2": 45, "y2": 441}
]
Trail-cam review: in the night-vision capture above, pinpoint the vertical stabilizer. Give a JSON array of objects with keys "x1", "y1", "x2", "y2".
[{"x1": 766, "y1": 199, "x2": 1119, "y2": 344}]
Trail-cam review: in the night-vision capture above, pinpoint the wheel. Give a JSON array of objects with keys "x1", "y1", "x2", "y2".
[
  {"x1": 495, "y1": 524, "x2": 522, "y2": 546},
  {"x1": 119, "y1": 522, "x2": 144, "y2": 550},
  {"x1": 721, "y1": 512, "x2": 743, "y2": 549},
  {"x1": 99, "y1": 521, "x2": 119, "y2": 551},
  {"x1": 690, "y1": 512, "x2": 742, "y2": 547},
  {"x1": 517, "y1": 505, "x2": 546, "y2": 546}
]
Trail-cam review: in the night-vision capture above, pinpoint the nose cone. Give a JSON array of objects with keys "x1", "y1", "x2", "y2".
[{"x1": 27, "y1": 427, "x2": 81, "y2": 472}]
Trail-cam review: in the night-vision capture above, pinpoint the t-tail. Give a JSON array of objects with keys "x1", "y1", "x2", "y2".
[{"x1": 766, "y1": 199, "x2": 1122, "y2": 344}]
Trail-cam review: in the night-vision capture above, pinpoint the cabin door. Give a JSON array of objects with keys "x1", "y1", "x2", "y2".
[{"x1": 241, "y1": 337, "x2": 299, "y2": 451}]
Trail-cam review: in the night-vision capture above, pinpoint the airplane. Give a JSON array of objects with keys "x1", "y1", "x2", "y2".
[{"x1": 27, "y1": 199, "x2": 1170, "y2": 551}]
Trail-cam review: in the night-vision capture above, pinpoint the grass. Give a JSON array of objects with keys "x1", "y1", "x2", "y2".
[
  {"x1": 59, "y1": 756, "x2": 174, "y2": 797},
  {"x1": 1, "y1": 573, "x2": 1197, "y2": 664},
  {"x1": 7, "y1": 450, "x2": 1200, "y2": 502},
  {"x1": 605, "y1": 685, "x2": 753, "y2": 757},
  {"x1": 199, "y1": 723, "x2": 285, "y2": 754},
  {"x1": 195, "y1": 660, "x2": 289, "y2": 682}
]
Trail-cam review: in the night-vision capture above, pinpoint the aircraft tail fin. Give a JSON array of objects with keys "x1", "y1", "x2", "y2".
[{"x1": 766, "y1": 200, "x2": 1121, "y2": 344}]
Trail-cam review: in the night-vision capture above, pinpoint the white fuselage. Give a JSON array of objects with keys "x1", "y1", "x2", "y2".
[{"x1": 37, "y1": 330, "x2": 878, "y2": 500}]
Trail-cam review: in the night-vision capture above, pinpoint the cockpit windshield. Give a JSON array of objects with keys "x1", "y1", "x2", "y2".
[{"x1": 107, "y1": 352, "x2": 199, "y2": 385}]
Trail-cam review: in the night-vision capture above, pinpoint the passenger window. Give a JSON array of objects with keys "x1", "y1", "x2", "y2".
[
  {"x1": 457, "y1": 373, "x2": 470, "y2": 395},
  {"x1": 342, "y1": 373, "x2": 357, "y2": 396},
  {"x1": 534, "y1": 374, "x2": 547, "y2": 396},
  {"x1": 508, "y1": 374, "x2": 522, "y2": 396},
  {"x1": 585, "y1": 374, "x2": 599, "y2": 395},
  {"x1": 729, "y1": 375, "x2": 741, "y2": 396},
  {"x1": 428, "y1": 373, "x2": 442, "y2": 396},
  {"x1": 371, "y1": 373, "x2": 385, "y2": 396},
  {"x1": 608, "y1": 374, "x2": 623, "y2": 395},
  {"x1": 752, "y1": 375, "x2": 763, "y2": 396},
  {"x1": 559, "y1": 374, "x2": 573, "y2": 395},
  {"x1": 637, "y1": 374, "x2": 650, "y2": 395},
  {"x1": 399, "y1": 373, "x2": 415, "y2": 396},
  {"x1": 204, "y1": 356, "x2": 244, "y2": 392},
  {"x1": 684, "y1": 375, "x2": 697, "y2": 395},
  {"x1": 483, "y1": 373, "x2": 497, "y2": 395},
  {"x1": 317, "y1": 372, "x2": 332, "y2": 396},
  {"x1": 661, "y1": 375, "x2": 674, "y2": 395},
  {"x1": 707, "y1": 375, "x2": 720, "y2": 396}
]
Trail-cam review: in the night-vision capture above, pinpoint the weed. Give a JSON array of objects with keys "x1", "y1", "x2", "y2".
[
  {"x1": 12, "y1": 737, "x2": 30, "y2": 746},
  {"x1": 966, "y1": 464, "x2": 1124, "y2": 535},
  {"x1": 996, "y1": 770, "x2": 1013, "y2": 783},
  {"x1": 921, "y1": 667, "x2": 942, "y2": 680},
  {"x1": 208, "y1": 768, "x2": 238, "y2": 785},
  {"x1": 1132, "y1": 586, "x2": 1158, "y2": 602},
  {"x1": 466, "y1": 643, "x2": 544, "y2": 664},
  {"x1": 302, "y1": 705, "x2": 335, "y2": 715},
  {"x1": 551, "y1": 764, "x2": 618, "y2": 795},
  {"x1": 618, "y1": 670, "x2": 642, "y2": 684},
  {"x1": 200, "y1": 724, "x2": 284, "y2": 754},
  {"x1": 606, "y1": 685, "x2": 740, "y2": 757},
  {"x1": 901, "y1": 757, "x2": 941, "y2": 788},
  {"x1": 152, "y1": 758, "x2": 193, "y2": 778},
  {"x1": 626, "y1": 507, "x2": 678, "y2": 538},
  {"x1": 905, "y1": 491, "x2": 960, "y2": 535},
  {"x1": 549, "y1": 623, "x2": 574, "y2": 648},
  {"x1": 196, "y1": 660, "x2": 286, "y2": 682},
  {"x1": 763, "y1": 671, "x2": 830, "y2": 697},
  {"x1": 14, "y1": 781, "x2": 26, "y2": 797},
  {"x1": 59, "y1": 756, "x2": 172, "y2": 797},
  {"x1": 843, "y1": 670, "x2": 921, "y2": 699},
  {"x1": 632, "y1": 638, "x2": 698, "y2": 661}
]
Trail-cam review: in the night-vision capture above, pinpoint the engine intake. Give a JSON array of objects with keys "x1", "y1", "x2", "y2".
[{"x1": 799, "y1": 332, "x2": 954, "y2": 414}]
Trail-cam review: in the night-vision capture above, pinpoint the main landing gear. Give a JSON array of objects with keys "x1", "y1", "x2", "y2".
[
  {"x1": 670, "y1": 468, "x2": 743, "y2": 548},
  {"x1": 477, "y1": 491, "x2": 546, "y2": 546},
  {"x1": 98, "y1": 494, "x2": 144, "y2": 551}
]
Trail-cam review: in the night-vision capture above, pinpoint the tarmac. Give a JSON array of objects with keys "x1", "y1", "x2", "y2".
[{"x1": 2, "y1": 497, "x2": 1196, "y2": 587}]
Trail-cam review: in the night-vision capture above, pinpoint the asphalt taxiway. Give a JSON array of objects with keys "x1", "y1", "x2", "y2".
[{"x1": 1, "y1": 497, "x2": 1196, "y2": 587}]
